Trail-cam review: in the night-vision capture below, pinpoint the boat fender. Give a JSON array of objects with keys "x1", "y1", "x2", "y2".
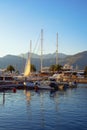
[
  {"x1": 12, "y1": 88, "x2": 17, "y2": 93},
  {"x1": 34, "y1": 86, "x2": 38, "y2": 91}
]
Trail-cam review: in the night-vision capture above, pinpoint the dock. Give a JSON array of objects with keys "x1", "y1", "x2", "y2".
[
  {"x1": 0, "y1": 77, "x2": 87, "y2": 92},
  {"x1": 0, "y1": 81, "x2": 24, "y2": 91},
  {"x1": 62, "y1": 77, "x2": 87, "y2": 84}
]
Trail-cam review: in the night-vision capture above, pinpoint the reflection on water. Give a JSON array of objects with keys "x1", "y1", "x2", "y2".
[
  {"x1": 3, "y1": 91, "x2": 5, "y2": 105},
  {"x1": 24, "y1": 90, "x2": 31, "y2": 103},
  {"x1": 0, "y1": 91, "x2": 5, "y2": 106},
  {"x1": 0, "y1": 84, "x2": 87, "y2": 130}
]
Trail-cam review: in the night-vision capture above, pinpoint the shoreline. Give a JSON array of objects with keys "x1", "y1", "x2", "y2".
[{"x1": 62, "y1": 77, "x2": 87, "y2": 84}]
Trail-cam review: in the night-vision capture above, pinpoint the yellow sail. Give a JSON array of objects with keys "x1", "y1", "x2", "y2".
[{"x1": 24, "y1": 57, "x2": 31, "y2": 77}]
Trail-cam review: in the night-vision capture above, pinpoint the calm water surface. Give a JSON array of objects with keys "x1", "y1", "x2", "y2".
[{"x1": 0, "y1": 84, "x2": 87, "y2": 130}]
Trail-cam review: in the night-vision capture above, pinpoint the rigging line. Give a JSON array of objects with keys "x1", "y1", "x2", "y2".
[
  {"x1": 32, "y1": 32, "x2": 40, "y2": 53},
  {"x1": 36, "y1": 37, "x2": 43, "y2": 54}
]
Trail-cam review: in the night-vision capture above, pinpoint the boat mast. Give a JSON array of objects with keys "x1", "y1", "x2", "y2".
[
  {"x1": 30, "y1": 40, "x2": 32, "y2": 73},
  {"x1": 30, "y1": 40, "x2": 32, "y2": 62},
  {"x1": 56, "y1": 32, "x2": 58, "y2": 65},
  {"x1": 41, "y1": 29, "x2": 43, "y2": 72}
]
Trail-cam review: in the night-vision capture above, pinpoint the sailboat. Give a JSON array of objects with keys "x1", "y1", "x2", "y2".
[
  {"x1": 23, "y1": 42, "x2": 36, "y2": 87},
  {"x1": 23, "y1": 30, "x2": 59, "y2": 90},
  {"x1": 23, "y1": 53, "x2": 42, "y2": 88},
  {"x1": 23, "y1": 55, "x2": 36, "y2": 87}
]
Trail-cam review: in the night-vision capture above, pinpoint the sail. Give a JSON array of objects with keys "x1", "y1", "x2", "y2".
[{"x1": 24, "y1": 57, "x2": 31, "y2": 77}]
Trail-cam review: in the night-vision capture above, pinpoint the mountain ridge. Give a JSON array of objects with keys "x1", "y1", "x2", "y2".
[
  {"x1": 0, "y1": 51, "x2": 87, "y2": 72},
  {"x1": 19, "y1": 52, "x2": 68, "y2": 59}
]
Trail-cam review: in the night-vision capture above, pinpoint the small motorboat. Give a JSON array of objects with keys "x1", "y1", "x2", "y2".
[
  {"x1": 24, "y1": 81, "x2": 35, "y2": 88},
  {"x1": 23, "y1": 80, "x2": 57, "y2": 90},
  {"x1": 69, "y1": 81, "x2": 77, "y2": 87}
]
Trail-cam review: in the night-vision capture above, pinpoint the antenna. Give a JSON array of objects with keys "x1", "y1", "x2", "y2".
[
  {"x1": 56, "y1": 32, "x2": 58, "y2": 65},
  {"x1": 41, "y1": 29, "x2": 43, "y2": 72}
]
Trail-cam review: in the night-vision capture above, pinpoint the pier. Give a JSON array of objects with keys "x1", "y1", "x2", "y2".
[{"x1": 62, "y1": 77, "x2": 87, "y2": 84}]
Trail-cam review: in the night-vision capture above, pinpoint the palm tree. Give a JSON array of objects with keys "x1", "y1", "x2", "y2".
[
  {"x1": 49, "y1": 65, "x2": 56, "y2": 72},
  {"x1": 6, "y1": 65, "x2": 15, "y2": 73},
  {"x1": 55, "y1": 64, "x2": 63, "y2": 71},
  {"x1": 31, "y1": 64, "x2": 36, "y2": 72},
  {"x1": 49, "y1": 64, "x2": 62, "y2": 72},
  {"x1": 84, "y1": 66, "x2": 87, "y2": 77}
]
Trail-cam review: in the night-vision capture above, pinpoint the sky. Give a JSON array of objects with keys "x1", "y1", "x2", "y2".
[{"x1": 0, "y1": 0, "x2": 87, "y2": 57}]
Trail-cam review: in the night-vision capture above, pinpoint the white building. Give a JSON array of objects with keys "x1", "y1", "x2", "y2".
[
  {"x1": 63, "y1": 64, "x2": 73, "y2": 71},
  {"x1": 41, "y1": 67, "x2": 50, "y2": 73}
]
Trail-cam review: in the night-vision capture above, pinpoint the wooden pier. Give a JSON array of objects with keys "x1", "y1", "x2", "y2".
[{"x1": 62, "y1": 77, "x2": 87, "y2": 84}]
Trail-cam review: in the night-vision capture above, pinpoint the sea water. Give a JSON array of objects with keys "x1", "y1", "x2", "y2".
[{"x1": 0, "y1": 84, "x2": 87, "y2": 130}]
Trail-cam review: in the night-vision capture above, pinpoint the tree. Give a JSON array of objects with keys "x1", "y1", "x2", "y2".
[
  {"x1": 15, "y1": 70, "x2": 19, "y2": 75},
  {"x1": 49, "y1": 64, "x2": 62, "y2": 72},
  {"x1": 49, "y1": 65, "x2": 56, "y2": 72},
  {"x1": 7, "y1": 65, "x2": 15, "y2": 73},
  {"x1": 31, "y1": 64, "x2": 36, "y2": 72},
  {"x1": 84, "y1": 66, "x2": 87, "y2": 77},
  {"x1": 55, "y1": 64, "x2": 63, "y2": 71}
]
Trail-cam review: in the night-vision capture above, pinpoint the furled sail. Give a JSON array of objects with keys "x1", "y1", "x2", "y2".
[{"x1": 24, "y1": 56, "x2": 31, "y2": 77}]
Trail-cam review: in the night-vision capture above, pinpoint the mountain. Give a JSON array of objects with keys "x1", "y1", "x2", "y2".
[
  {"x1": 64, "y1": 51, "x2": 87, "y2": 70},
  {"x1": 42, "y1": 53, "x2": 68, "y2": 59},
  {"x1": 20, "y1": 53, "x2": 40, "y2": 59},
  {"x1": 19, "y1": 52, "x2": 67, "y2": 59},
  {"x1": 0, "y1": 51, "x2": 87, "y2": 72},
  {"x1": 0, "y1": 55, "x2": 26, "y2": 73}
]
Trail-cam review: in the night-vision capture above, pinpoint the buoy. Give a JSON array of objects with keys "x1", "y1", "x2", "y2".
[
  {"x1": 12, "y1": 87, "x2": 17, "y2": 93},
  {"x1": 34, "y1": 86, "x2": 38, "y2": 92}
]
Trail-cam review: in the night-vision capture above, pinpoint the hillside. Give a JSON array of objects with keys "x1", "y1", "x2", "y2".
[
  {"x1": 64, "y1": 51, "x2": 87, "y2": 69},
  {"x1": 0, "y1": 55, "x2": 26, "y2": 73},
  {"x1": 0, "y1": 51, "x2": 87, "y2": 72}
]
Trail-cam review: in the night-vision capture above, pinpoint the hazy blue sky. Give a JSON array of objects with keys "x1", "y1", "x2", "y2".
[{"x1": 0, "y1": 0, "x2": 87, "y2": 57}]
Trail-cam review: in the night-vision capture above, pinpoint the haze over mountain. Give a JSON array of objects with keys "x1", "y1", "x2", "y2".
[
  {"x1": 19, "y1": 52, "x2": 68, "y2": 59},
  {"x1": 0, "y1": 51, "x2": 87, "y2": 73}
]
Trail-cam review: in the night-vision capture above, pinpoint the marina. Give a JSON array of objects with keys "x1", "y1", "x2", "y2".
[
  {"x1": 0, "y1": 77, "x2": 77, "y2": 91},
  {"x1": 0, "y1": 74, "x2": 87, "y2": 91},
  {"x1": 0, "y1": 1, "x2": 87, "y2": 130}
]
